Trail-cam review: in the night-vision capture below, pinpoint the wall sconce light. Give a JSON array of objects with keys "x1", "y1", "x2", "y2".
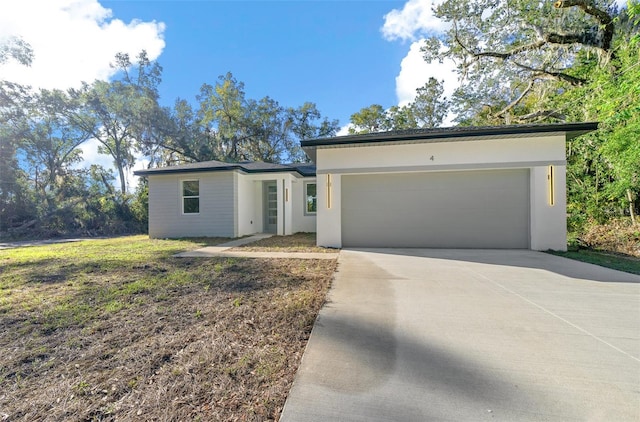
[
  {"x1": 326, "y1": 174, "x2": 332, "y2": 209},
  {"x1": 548, "y1": 165, "x2": 555, "y2": 206}
]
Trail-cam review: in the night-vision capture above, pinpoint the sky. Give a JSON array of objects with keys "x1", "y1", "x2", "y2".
[
  {"x1": 0, "y1": 0, "x2": 456, "y2": 114},
  {"x1": 1, "y1": 0, "x2": 459, "y2": 185},
  {"x1": 0, "y1": 0, "x2": 488, "y2": 185}
]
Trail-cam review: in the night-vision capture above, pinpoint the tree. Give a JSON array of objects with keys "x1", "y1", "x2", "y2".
[
  {"x1": 349, "y1": 78, "x2": 449, "y2": 134},
  {"x1": 187, "y1": 72, "x2": 337, "y2": 163},
  {"x1": 0, "y1": 36, "x2": 33, "y2": 66},
  {"x1": 70, "y1": 51, "x2": 162, "y2": 195},
  {"x1": 287, "y1": 102, "x2": 339, "y2": 161},
  {"x1": 349, "y1": 104, "x2": 390, "y2": 134},
  {"x1": 0, "y1": 36, "x2": 34, "y2": 231},
  {"x1": 422, "y1": 0, "x2": 622, "y2": 124},
  {"x1": 21, "y1": 89, "x2": 91, "y2": 209}
]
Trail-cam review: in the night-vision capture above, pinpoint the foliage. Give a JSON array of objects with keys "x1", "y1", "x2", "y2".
[
  {"x1": 1, "y1": 46, "x2": 338, "y2": 238},
  {"x1": 411, "y1": 0, "x2": 639, "y2": 228},
  {"x1": 0, "y1": 35, "x2": 33, "y2": 66},
  {"x1": 69, "y1": 51, "x2": 162, "y2": 195},
  {"x1": 349, "y1": 78, "x2": 449, "y2": 133},
  {"x1": 192, "y1": 72, "x2": 338, "y2": 163},
  {"x1": 422, "y1": 0, "x2": 621, "y2": 125}
]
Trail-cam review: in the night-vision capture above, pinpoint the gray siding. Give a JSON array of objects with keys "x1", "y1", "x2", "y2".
[
  {"x1": 148, "y1": 172, "x2": 236, "y2": 238},
  {"x1": 341, "y1": 169, "x2": 530, "y2": 248}
]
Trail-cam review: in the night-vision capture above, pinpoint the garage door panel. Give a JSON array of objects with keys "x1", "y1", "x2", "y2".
[{"x1": 341, "y1": 170, "x2": 529, "y2": 248}]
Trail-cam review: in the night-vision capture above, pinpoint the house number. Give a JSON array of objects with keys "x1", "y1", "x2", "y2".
[{"x1": 430, "y1": 155, "x2": 435, "y2": 161}]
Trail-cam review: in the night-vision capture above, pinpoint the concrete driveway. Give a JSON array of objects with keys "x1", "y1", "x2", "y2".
[{"x1": 280, "y1": 249, "x2": 640, "y2": 421}]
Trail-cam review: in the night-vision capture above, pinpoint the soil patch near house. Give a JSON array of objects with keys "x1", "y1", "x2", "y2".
[
  {"x1": 232, "y1": 232, "x2": 337, "y2": 253},
  {"x1": 575, "y1": 219, "x2": 640, "y2": 258},
  {"x1": 0, "y1": 235, "x2": 337, "y2": 421}
]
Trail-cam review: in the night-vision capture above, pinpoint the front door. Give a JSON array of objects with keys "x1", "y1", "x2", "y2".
[{"x1": 263, "y1": 181, "x2": 278, "y2": 234}]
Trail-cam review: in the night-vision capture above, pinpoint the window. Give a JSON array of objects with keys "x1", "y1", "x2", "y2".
[
  {"x1": 305, "y1": 182, "x2": 317, "y2": 214},
  {"x1": 182, "y1": 180, "x2": 199, "y2": 214}
]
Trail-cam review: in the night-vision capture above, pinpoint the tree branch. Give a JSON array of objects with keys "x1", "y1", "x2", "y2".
[
  {"x1": 493, "y1": 80, "x2": 535, "y2": 118},
  {"x1": 554, "y1": 0, "x2": 614, "y2": 51},
  {"x1": 515, "y1": 62, "x2": 587, "y2": 86},
  {"x1": 515, "y1": 110, "x2": 567, "y2": 122}
]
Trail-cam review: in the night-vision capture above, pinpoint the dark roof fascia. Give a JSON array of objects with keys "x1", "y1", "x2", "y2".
[
  {"x1": 134, "y1": 164, "x2": 316, "y2": 177},
  {"x1": 301, "y1": 122, "x2": 599, "y2": 148}
]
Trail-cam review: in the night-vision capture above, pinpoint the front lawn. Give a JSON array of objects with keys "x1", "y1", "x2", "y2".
[{"x1": 0, "y1": 235, "x2": 336, "y2": 421}]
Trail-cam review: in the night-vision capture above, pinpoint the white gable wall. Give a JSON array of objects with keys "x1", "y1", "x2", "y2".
[
  {"x1": 147, "y1": 171, "x2": 236, "y2": 238},
  {"x1": 315, "y1": 135, "x2": 567, "y2": 250}
]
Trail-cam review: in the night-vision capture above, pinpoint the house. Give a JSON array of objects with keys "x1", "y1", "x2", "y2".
[
  {"x1": 133, "y1": 161, "x2": 317, "y2": 239},
  {"x1": 134, "y1": 122, "x2": 598, "y2": 251}
]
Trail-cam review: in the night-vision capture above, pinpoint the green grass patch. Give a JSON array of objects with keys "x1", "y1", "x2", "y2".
[
  {"x1": 548, "y1": 249, "x2": 640, "y2": 275},
  {"x1": 0, "y1": 235, "x2": 337, "y2": 421}
]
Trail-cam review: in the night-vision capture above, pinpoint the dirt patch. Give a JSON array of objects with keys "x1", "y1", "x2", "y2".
[
  {"x1": 575, "y1": 219, "x2": 640, "y2": 258},
  {"x1": 0, "y1": 237, "x2": 337, "y2": 421},
  {"x1": 232, "y1": 232, "x2": 337, "y2": 253}
]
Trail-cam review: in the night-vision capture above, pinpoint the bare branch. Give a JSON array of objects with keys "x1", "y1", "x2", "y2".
[
  {"x1": 515, "y1": 110, "x2": 567, "y2": 122},
  {"x1": 554, "y1": 0, "x2": 614, "y2": 51},
  {"x1": 493, "y1": 80, "x2": 535, "y2": 118},
  {"x1": 513, "y1": 62, "x2": 587, "y2": 86}
]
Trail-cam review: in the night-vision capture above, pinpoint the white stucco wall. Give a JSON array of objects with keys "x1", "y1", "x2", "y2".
[
  {"x1": 530, "y1": 165, "x2": 567, "y2": 250},
  {"x1": 236, "y1": 173, "x2": 259, "y2": 237},
  {"x1": 147, "y1": 171, "x2": 236, "y2": 238},
  {"x1": 314, "y1": 135, "x2": 568, "y2": 250},
  {"x1": 234, "y1": 173, "x2": 301, "y2": 236},
  {"x1": 291, "y1": 177, "x2": 317, "y2": 233},
  {"x1": 315, "y1": 135, "x2": 565, "y2": 173}
]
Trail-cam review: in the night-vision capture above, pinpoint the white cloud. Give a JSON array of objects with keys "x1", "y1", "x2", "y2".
[
  {"x1": 77, "y1": 138, "x2": 113, "y2": 170},
  {"x1": 395, "y1": 40, "x2": 457, "y2": 107},
  {"x1": 0, "y1": 0, "x2": 165, "y2": 90},
  {"x1": 382, "y1": 1, "x2": 458, "y2": 125},
  {"x1": 381, "y1": 0, "x2": 448, "y2": 42},
  {"x1": 336, "y1": 124, "x2": 352, "y2": 136},
  {"x1": 1, "y1": 0, "x2": 164, "y2": 190}
]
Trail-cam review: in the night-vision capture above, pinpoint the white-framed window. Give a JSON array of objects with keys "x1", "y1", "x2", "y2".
[
  {"x1": 181, "y1": 180, "x2": 200, "y2": 214},
  {"x1": 304, "y1": 182, "x2": 317, "y2": 215}
]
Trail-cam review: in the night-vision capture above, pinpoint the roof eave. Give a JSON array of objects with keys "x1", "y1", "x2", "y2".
[
  {"x1": 134, "y1": 165, "x2": 315, "y2": 177},
  {"x1": 300, "y1": 122, "x2": 599, "y2": 148}
]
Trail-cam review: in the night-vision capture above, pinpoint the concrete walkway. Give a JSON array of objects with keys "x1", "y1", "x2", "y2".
[
  {"x1": 280, "y1": 249, "x2": 640, "y2": 421},
  {"x1": 175, "y1": 233, "x2": 339, "y2": 259}
]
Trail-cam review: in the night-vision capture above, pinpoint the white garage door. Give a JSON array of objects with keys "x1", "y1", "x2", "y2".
[{"x1": 341, "y1": 169, "x2": 530, "y2": 248}]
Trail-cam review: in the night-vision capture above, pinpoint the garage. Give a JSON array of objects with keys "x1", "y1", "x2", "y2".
[{"x1": 341, "y1": 169, "x2": 530, "y2": 248}]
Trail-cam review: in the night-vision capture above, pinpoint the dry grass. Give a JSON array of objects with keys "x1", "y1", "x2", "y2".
[
  {"x1": 232, "y1": 233, "x2": 336, "y2": 253},
  {"x1": 574, "y1": 219, "x2": 640, "y2": 258},
  {"x1": 0, "y1": 236, "x2": 337, "y2": 421}
]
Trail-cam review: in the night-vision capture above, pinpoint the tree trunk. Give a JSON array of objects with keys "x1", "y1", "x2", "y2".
[
  {"x1": 627, "y1": 189, "x2": 637, "y2": 226},
  {"x1": 117, "y1": 164, "x2": 127, "y2": 195}
]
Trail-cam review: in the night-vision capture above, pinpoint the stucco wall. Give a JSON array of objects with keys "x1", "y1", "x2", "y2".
[
  {"x1": 291, "y1": 177, "x2": 317, "y2": 233},
  {"x1": 236, "y1": 173, "x2": 259, "y2": 237},
  {"x1": 315, "y1": 135, "x2": 568, "y2": 250},
  {"x1": 315, "y1": 135, "x2": 565, "y2": 173},
  {"x1": 148, "y1": 171, "x2": 236, "y2": 238},
  {"x1": 530, "y1": 165, "x2": 567, "y2": 250}
]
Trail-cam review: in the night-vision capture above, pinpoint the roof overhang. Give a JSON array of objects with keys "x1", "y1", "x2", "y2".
[
  {"x1": 301, "y1": 122, "x2": 598, "y2": 162},
  {"x1": 134, "y1": 163, "x2": 316, "y2": 177}
]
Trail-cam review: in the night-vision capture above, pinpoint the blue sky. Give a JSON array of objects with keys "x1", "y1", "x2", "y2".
[
  {"x1": 0, "y1": 0, "x2": 458, "y2": 183},
  {"x1": 101, "y1": 0, "x2": 409, "y2": 125}
]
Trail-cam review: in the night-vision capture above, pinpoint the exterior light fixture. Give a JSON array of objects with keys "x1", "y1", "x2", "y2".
[
  {"x1": 326, "y1": 174, "x2": 332, "y2": 209},
  {"x1": 548, "y1": 165, "x2": 555, "y2": 206}
]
